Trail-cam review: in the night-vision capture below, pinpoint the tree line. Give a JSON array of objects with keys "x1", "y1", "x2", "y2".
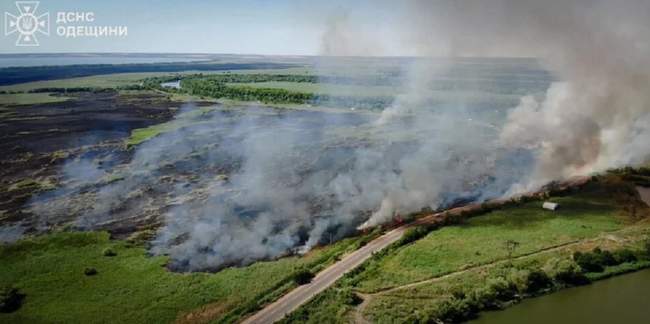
[{"x1": 143, "y1": 74, "x2": 394, "y2": 109}]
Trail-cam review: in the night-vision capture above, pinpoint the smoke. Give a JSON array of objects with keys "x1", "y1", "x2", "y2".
[
  {"x1": 294, "y1": 0, "x2": 650, "y2": 229},
  {"x1": 320, "y1": 11, "x2": 383, "y2": 57},
  {"x1": 23, "y1": 0, "x2": 650, "y2": 271},
  {"x1": 28, "y1": 97, "x2": 518, "y2": 271},
  {"x1": 148, "y1": 103, "x2": 512, "y2": 270},
  {"x1": 399, "y1": 0, "x2": 650, "y2": 190},
  {"x1": 0, "y1": 221, "x2": 25, "y2": 243},
  {"x1": 495, "y1": 0, "x2": 650, "y2": 190}
]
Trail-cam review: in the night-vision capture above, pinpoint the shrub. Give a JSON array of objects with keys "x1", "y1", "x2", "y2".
[
  {"x1": 398, "y1": 224, "x2": 437, "y2": 246},
  {"x1": 84, "y1": 267, "x2": 98, "y2": 276},
  {"x1": 506, "y1": 269, "x2": 530, "y2": 293},
  {"x1": 557, "y1": 269, "x2": 590, "y2": 286},
  {"x1": 574, "y1": 246, "x2": 644, "y2": 274},
  {"x1": 338, "y1": 288, "x2": 362, "y2": 306},
  {"x1": 102, "y1": 248, "x2": 117, "y2": 257},
  {"x1": 436, "y1": 298, "x2": 476, "y2": 323},
  {"x1": 464, "y1": 277, "x2": 518, "y2": 311},
  {"x1": 594, "y1": 248, "x2": 617, "y2": 266},
  {"x1": 525, "y1": 270, "x2": 552, "y2": 293},
  {"x1": 644, "y1": 239, "x2": 650, "y2": 259},
  {"x1": 399, "y1": 227, "x2": 428, "y2": 245},
  {"x1": 613, "y1": 249, "x2": 637, "y2": 264},
  {"x1": 0, "y1": 286, "x2": 23, "y2": 313},
  {"x1": 451, "y1": 287, "x2": 467, "y2": 300},
  {"x1": 573, "y1": 251, "x2": 604, "y2": 273},
  {"x1": 545, "y1": 258, "x2": 590, "y2": 286},
  {"x1": 292, "y1": 268, "x2": 314, "y2": 285},
  {"x1": 466, "y1": 288, "x2": 493, "y2": 310},
  {"x1": 487, "y1": 277, "x2": 518, "y2": 301}
]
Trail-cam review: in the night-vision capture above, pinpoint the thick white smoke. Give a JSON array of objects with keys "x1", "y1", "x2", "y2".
[
  {"x1": 323, "y1": 0, "x2": 650, "y2": 210},
  {"x1": 26, "y1": 0, "x2": 650, "y2": 270},
  {"x1": 399, "y1": 0, "x2": 650, "y2": 190}
]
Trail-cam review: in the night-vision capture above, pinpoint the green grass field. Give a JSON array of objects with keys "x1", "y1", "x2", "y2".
[
  {"x1": 125, "y1": 106, "x2": 220, "y2": 146},
  {"x1": 0, "y1": 231, "x2": 372, "y2": 323},
  {"x1": 126, "y1": 120, "x2": 188, "y2": 147},
  {"x1": 0, "y1": 93, "x2": 72, "y2": 106},
  {"x1": 355, "y1": 191, "x2": 624, "y2": 292},
  {"x1": 0, "y1": 73, "x2": 162, "y2": 92}
]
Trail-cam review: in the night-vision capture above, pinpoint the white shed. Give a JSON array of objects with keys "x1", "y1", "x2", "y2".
[{"x1": 542, "y1": 202, "x2": 559, "y2": 211}]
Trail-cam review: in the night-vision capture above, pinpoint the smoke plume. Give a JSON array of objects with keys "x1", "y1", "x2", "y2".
[
  {"x1": 25, "y1": 0, "x2": 650, "y2": 271},
  {"x1": 400, "y1": 0, "x2": 650, "y2": 190}
]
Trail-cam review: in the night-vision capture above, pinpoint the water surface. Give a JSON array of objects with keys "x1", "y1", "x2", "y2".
[{"x1": 472, "y1": 269, "x2": 650, "y2": 324}]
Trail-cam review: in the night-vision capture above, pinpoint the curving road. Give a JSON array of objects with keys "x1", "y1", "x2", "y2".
[
  {"x1": 242, "y1": 210, "x2": 454, "y2": 324},
  {"x1": 241, "y1": 225, "x2": 408, "y2": 324}
]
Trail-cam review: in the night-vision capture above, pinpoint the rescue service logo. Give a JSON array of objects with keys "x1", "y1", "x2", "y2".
[
  {"x1": 4, "y1": 1, "x2": 50, "y2": 46},
  {"x1": 4, "y1": 2, "x2": 127, "y2": 47}
]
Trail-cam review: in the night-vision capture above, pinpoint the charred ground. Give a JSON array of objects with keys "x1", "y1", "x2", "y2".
[{"x1": 0, "y1": 89, "x2": 214, "y2": 237}]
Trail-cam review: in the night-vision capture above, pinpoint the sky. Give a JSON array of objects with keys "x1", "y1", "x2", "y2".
[{"x1": 0, "y1": 0, "x2": 407, "y2": 55}]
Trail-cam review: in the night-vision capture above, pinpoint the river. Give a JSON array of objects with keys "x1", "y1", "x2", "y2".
[{"x1": 472, "y1": 269, "x2": 650, "y2": 324}]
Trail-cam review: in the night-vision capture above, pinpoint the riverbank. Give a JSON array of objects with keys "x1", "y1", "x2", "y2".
[{"x1": 472, "y1": 268, "x2": 650, "y2": 324}]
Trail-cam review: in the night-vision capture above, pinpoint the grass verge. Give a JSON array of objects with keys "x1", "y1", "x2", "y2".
[{"x1": 0, "y1": 231, "x2": 372, "y2": 323}]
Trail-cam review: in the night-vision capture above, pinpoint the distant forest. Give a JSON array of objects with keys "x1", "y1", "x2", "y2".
[
  {"x1": 0, "y1": 62, "x2": 296, "y2": 85},
  {"x1": 144, "y1": 74, "x2": 394, "y2": 110}
]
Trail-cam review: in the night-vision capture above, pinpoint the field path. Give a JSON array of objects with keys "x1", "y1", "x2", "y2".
[
  {"x1": 353, "y1": 293, "x2": 373, "y2": 324},
  {"x1": 637, "y1": 186, "x2": 650, "y2": 206}
]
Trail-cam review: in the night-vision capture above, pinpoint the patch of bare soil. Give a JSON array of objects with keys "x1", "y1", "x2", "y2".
[{"x1": 176, "y1": 301, "x2": 233, "y2": 324}]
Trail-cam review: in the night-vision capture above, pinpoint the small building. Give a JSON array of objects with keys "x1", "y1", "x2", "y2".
[{"x1": 542, "y1": 202, "x2": 559, "y2": 211}]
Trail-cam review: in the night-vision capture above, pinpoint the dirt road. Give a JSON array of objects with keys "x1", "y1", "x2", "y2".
[
  {"x1": 242, "y1": 226, "x2": 408, "y2": 324},
  {"x1": 637, "y1": 186, "x2": 650, "y2": 206}
]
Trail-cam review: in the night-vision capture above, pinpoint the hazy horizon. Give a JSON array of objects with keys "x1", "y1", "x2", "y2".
[{"x1": 0, "y1": 0, "x2": 406, "y2": 56}]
